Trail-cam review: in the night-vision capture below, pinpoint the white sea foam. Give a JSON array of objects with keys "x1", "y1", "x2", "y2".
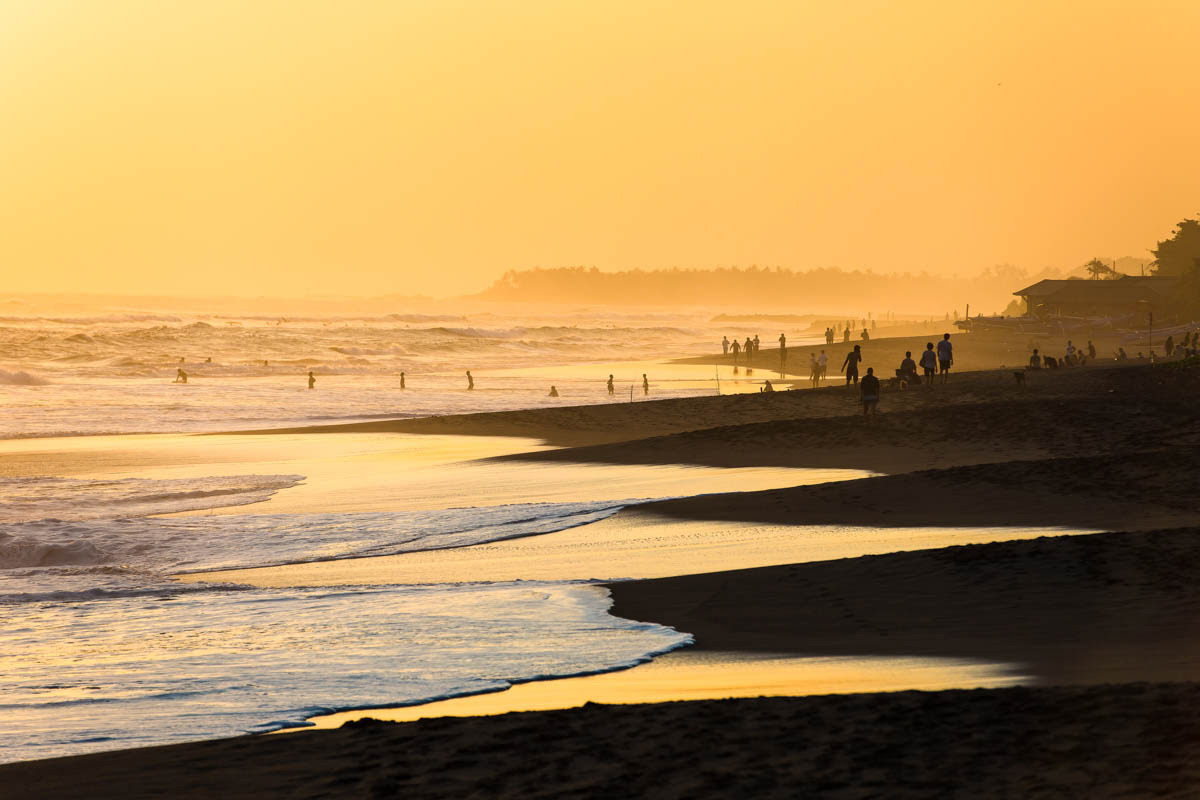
[{"x1": 0, "y1": 474, "x2": 686, "y2": 763}]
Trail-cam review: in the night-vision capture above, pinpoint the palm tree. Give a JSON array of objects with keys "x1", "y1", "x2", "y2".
[{"x1": 1084, "y1": 258, "x2": 1114, "y2": 280}]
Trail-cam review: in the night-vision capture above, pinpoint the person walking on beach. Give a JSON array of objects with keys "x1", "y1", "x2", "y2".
[
  {"x1": 607, "y1": 374, "x2": 615, "y2": 395},
  {"x1": 730, "y1": 337, "x2": 741, "y2": 365},
  {"x1": 778, "y1": 333, "x2": 787, "y2": 372},
  {"x1": 818, "y1": 349, "x2": 828, "y2": 381},
  {"x1": 753, "y1": 335, "x2": 760, "y2": 356},
  {"x1": 809, "y1": 353, "x2": 819, "y2": 387},
  {"x1": 642, "y1": 374, "x2": 649, "y2": 395},
  {"x1": 1066, "y1": 340, "x2": 1076, "y2": 360},
  {"x1": 936, "y1": 333, "x2": 953, "y2": 383},
  {"x1": 722, "y1": 336, "x2": 730, "y2": 355},
  {"x1": 843, "y1": 326, "x2": 851, "y2": 343},
  {"x1": 1029, "y1": 349, "x2": 1042, "y2": 369},
  {"x1": 466, "y1": 370, "x2": 474, "y2": 390},
  {"x1": 919, "y1": 342, "x2": 937, "y2": 386},
  {"x1": 861, "y1": 327, "x2": 870, "y2": 342},
  {"x1": 744, "y1": 337, "x2": 753, "y2": 361},
  {"x1": 1087, "y1": 340, "x2": 1096, "y2": 360},
  {"x1": 825, "y1": 327, "x2": 834, "y2": 345},
  {"x1": 860, "y1": 367, "x2": 880, "y2": 417},
  {"x1": 841, "y1": 344, "x2": 862, "y2": 385},
  {"x1": 1165, "y1": 335, "x2": 1175, "y2": 357},
  {"x1": 307, "y1": 370, "x2": 315, "y2": 389},
  {"x1": 400, "y1": 371, "x2": 406, "y2": 389}
]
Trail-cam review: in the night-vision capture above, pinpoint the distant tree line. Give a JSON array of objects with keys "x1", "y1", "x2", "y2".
[{"x1": 475, "y1": 264, "x2": 1038, "y2": 314}]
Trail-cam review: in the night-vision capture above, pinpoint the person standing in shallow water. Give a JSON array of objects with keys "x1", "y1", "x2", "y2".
[
  {"x1": 607, "y1": 374, "x2": 614, "y2": 395},
  {"x1": 307, "y1": 371, "x2": 315, "y2": 389},
  {"x1": 778, "y1": 333, "x2": 787, "y2": 373},
  {"x1": 400, "y1": 371, "x2": 406, "y2": 389},
  {"x1": 841, "y1": 345, "x2": 862, "y2": 385},
  {"x1": 642, "y1": 374, "x2": 649, "y2": 395},
  {"x1": 722, "y1": 336, "x2": 730, "y2": 355},
  {"x1": 466, "y1": 370, "x2": 474, "y2": 390}
]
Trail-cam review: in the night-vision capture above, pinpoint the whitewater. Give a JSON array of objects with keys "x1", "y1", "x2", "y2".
[
  {"x1": 0, "y1": 309, "x2": 791, "y2": 437},
  {"x1": 0, "y1": 474, "x2": 693, "y2": 763}
]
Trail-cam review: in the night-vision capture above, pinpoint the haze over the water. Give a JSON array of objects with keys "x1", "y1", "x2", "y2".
[{"x1": 2, "y1": 0, "x2": 1198, "y2": 298}]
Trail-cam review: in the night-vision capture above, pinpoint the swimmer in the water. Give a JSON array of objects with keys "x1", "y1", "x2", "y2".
[
  {"x1": 548, "y1": 385, "x2": 559, "y2": 397},
  {"x1": 307, "y1": 371, "x2": 315, "y2": 389}
]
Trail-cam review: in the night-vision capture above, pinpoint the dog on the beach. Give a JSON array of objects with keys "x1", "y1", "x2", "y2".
[{"x1": 1013, "y1": 370, "x2": 1026, "y2": 388}]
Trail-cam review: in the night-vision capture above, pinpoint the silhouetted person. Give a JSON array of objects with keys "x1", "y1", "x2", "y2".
[
  {"x1": 778, "y1": 333, "x2": 787, "y2": 371},
  {"x1": 466, "y1": 370, "x2": 474, "y2": 390},
  {"x1": 307, "y1": 371, "x2": 315, "y2": 389},
  {"x1": 860, "y1": 367, "x2": 880, "y2": 416},
  {"x1": 607, "y1": 374, "x2": 614, "y2": 395},
  {"x1": 809, "y1": 353, "x2": 819, "y2": 387},
  {"x1": 899, "y1": 351, "x2": 918, "y2": 386},
  {"x1": 400, "y1": 371, "x2": 406, "y2": 389},
  {"x1": 730, "y1": 337, "x2": 741, "y2": 364},
  {"x1": 919, "y1": 342, "x2": 937, "y2": 386},
  {"x1": 762, "y1": 379, "x2": 774, "y2": 392},
  {"x1": 843, "y1": 326, "x2": 851, "y2": 343},
  {"x1": 1087, "y1": 341, "x2": 1096, "y2": 359},
  {"x1": 549, "y1": 385, "x2": 559, "y2": 397},
  {"x1": 753, "y1": 335, "x2": 760, "y2": 355},
  {"x1": 841, "y1": 344, "x2": 862, "y2": 385},
  {"x1": 860, "y1": 327, "x2": 869, "y2": 341},
  {"x1": 642, "y1": 374, "x2": 649, "y2": 395},
  {"x1": 825, "y1": 327, "x2": 834, "y2": 345},
  {"x1": 936, "y1": 333, "x2": 953, "y2": 383},
  {"x1": 1117, "y1": 347, "x2": 1128, "y2": 361},
  {"x1": 744, "y1": 337, "x2": 753, "y2": 361},
  {"x1": 722, "y1": 336, "x2": 730, "y2": 355},
  {"x1": 1066, "y1": 340, "x2": 1076, "y2": 360},
  {"x1": 818, "y1": 349, "x2": 828, "y2": 380},
  {"x1": 1165, "y1": 335, "x2": 1175, "y2": 357},
  {"x1": 174, "y1": 368, "x2": 188, "y2": 384},
  {"x1": 1029, "y1": 349, "x2": 1042, "y2": 369}
]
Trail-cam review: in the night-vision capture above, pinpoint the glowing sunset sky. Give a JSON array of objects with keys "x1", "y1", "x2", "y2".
[{"x1": 1, "y1": 0, "x2": 1197, "y2": 296}]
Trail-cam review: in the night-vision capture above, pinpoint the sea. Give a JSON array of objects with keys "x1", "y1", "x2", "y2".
[{"x1": 0, "y1": 306, "x2": 823, "y2": 763}]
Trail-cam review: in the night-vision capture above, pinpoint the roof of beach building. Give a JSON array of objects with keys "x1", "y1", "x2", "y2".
[{"x1": 1015, "y1": 275, "x2": 1178, "y2": 301}]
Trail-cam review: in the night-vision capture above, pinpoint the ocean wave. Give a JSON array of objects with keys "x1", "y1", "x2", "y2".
[
  {"x1": 0, "y1": 369, "x2": 50, "y2": 385},
  {"x1": 0, "y1": 475, "x2": 305, "y2": 524}
]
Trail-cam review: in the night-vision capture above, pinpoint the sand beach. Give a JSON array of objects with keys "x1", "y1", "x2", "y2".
[{"x1": 5, "y1": 342, "x2": 1200, "y2": 797}]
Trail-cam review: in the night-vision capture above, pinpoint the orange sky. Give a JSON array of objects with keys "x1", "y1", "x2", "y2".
[{"x1": 1, "y1": 0, "x2": 1197, "y2": 297}]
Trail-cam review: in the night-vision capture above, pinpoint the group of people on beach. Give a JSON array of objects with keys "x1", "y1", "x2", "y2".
[
  {"x1": 722, "y1": 334, "x2": 761, "y2": 366},
  {"x1": 823, "y1": 320, "x2": 876, "y2": 345}
]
